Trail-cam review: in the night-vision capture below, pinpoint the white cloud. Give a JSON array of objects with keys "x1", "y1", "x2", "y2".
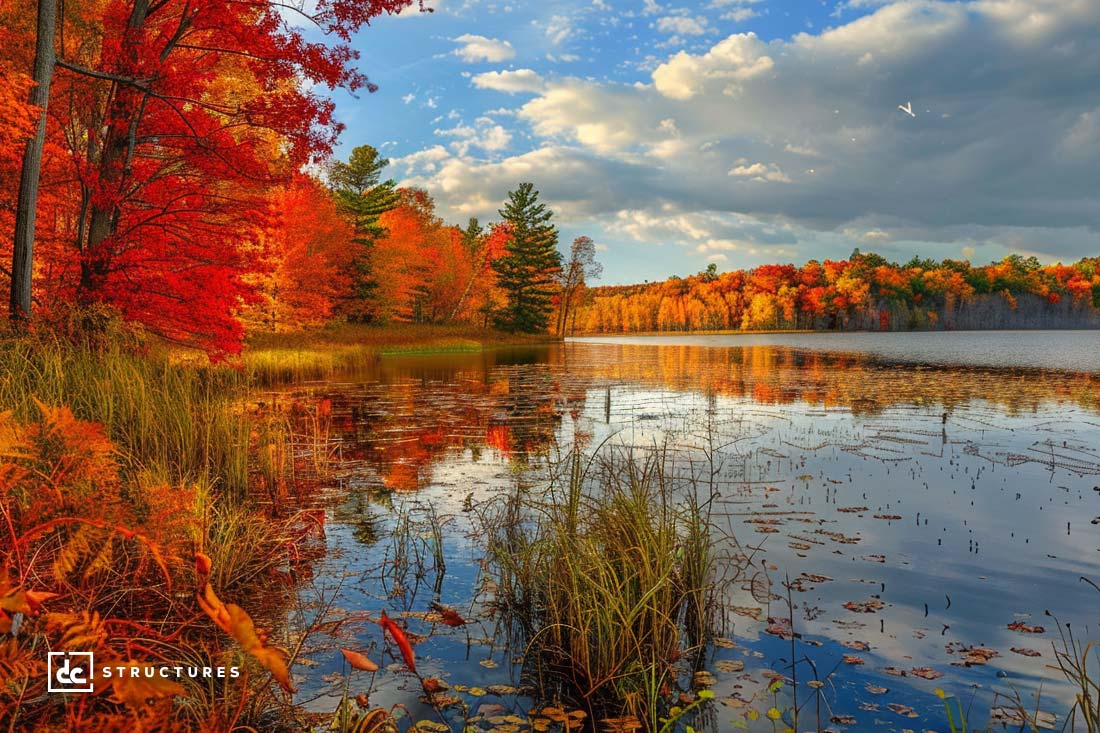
[
  {"x1": 399, "y1": 0, "x2": 1100, "y2": 267},
  {"x1": 545, "y1": 14, "x2": 573, "y2": 45},
  {"x1": 656, "y1": 15, "x2": 709, "y2": 35},
  {"x1": 728, "y1": 162, "x2": 792, "y2": 183},
  {"x1": 451, "y1": 34, "x2": 516, "y2": 62},
  {"x1": 721, "y1": 8, "x2": 757, "y2": 22},
  {"x1": 472, "y1": 69, "x2": 548, "y2": 94},
  {"x1": 652, "y1": 33, "x2": 774, "y2": 99},
  {"x1": 435, "y1": 117, "x2": 513, "y2": 155}
]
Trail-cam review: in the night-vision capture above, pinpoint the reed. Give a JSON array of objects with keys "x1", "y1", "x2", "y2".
[{"x1": 483, "y1": 447, "x2": 735, "y2": 731}]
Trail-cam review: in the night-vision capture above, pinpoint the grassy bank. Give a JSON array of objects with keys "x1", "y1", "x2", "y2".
[{"x1": 243, "y1": 323, "x2": 553, "y2": 385}]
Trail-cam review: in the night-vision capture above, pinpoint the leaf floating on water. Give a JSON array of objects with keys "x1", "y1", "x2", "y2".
[
  {"x1": 883, "y1": 667, "x2": 907, "y2": 677},
  {"x1": 842, "y1": 654, "x2": 865, "y2": 665},
  {"x1": 830, "y1": 715, "x2": 856, "y2": 724},
  {"x1": 886, "y1": 702, "x2": 919, "y2": 718},
  {"x1": 731, "y1": 606, "x2": 763, "y2": 621},
  {"x1": 991, "y1": 706, "x2": 1057, "y2": 730},
  {"x1": 837, "y1": 506, "x2": 869, "y2": 513},
  {"x1": 340, "y1": 648, "x2": 379, "y2": 672},
  {"x1": 713, "y1": 636, "x2": 736, "y2": 648},
  {"x1": 865, "y1": 684, "x2": 888, "y2": 694},
  {"x1": 415, "y1": 722, "x2": 450, "y2": 733},
  {"x1": 806, "y1": 680, "x2": 825, "y2": 689},
  {"x1": 910, "y1": 667, "x2": 944, "y2": 680},
  {"x1": 715, "y1": 659, "x2": 745, "y2": 673},
  {"x1": 693, "y1": 670, "x2": 717, "y2": 687},
  {"x1": 1007, "y1": 621, "x2": 1045, "y2": 634},
  {"x1": 1011, "y1": 647, "x2": 1042, "y2": 657},
  {"x1": 873, "y1": 514, "x2": 902, "y2": 520},
  {"x1": 486, "y1": 684, "x2": 519, "y2": 695},
  {"x1": 764, "y1": 617, "x2": 794, "y2": 640},
  {"x1": 467, "y1": 687, "x2": 488, "y2": 697},
  {"x1": 842, "y1": 640, "x2": 870, "y2": 652},
  {"x1": 479, "y1": 658, "x2": 498, "y2": 668},
  {"x1": 946, "y1": 643, "x2": 999, "y2": 666},
  {"x1": 421, "y1": 677, "x2": 447, "y2": 694},
  {"x1": 843, "y1": 599, "x2": 885, "y2": 613}
]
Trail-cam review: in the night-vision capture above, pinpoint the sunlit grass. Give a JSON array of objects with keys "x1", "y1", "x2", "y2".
[{"x1": 243, "y1": 322, "x2": 549, "y2": 385}]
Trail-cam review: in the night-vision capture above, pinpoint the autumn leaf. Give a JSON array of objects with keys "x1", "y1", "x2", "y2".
[
  {"x1": 378, "y1": 610, "x2": 416, "y2": 673},
  {"x1": 197, "y1": 583, "x2": 295, "y2": 692},
  {"x1": 340, "y1": 648, "x2": 379, "y2": 672}
]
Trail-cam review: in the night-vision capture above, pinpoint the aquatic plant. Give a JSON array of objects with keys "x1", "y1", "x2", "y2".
[{"x1": 482, "y1": 446, "x2": 739, "y2": 731}]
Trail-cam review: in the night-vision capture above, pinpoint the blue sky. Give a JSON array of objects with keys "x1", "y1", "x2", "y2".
[{"x1": 325, "y1": 1, "x2": 1100, "y2": 285}]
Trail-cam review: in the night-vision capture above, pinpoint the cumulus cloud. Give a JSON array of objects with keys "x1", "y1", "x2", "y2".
[
  {"x1": 451, "y1": 34, "x2": 516, "y2": 62},
  {"x1": 402, "y1": 0, "x2": 1100, "y2": 268},
  {"x1": 545, "y1": 14, "x2": 573, "y2": 45},
  {"x1": 656, "y1": 15, "x2": 709, "y2": 35},
  {"x1": 472, "y1": 69, "x2": 548, "y2": 94},
  {"x1": 435, "y1": 117, "x2": 513, "y2": 155}
]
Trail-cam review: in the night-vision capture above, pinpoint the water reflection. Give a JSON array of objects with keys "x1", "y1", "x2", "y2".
[{"x1": 287, "y1": 338, "x2": 1100, "y2": 732}]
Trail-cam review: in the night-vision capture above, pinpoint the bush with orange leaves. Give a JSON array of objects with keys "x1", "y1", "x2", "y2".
[{"x1": 0, "y1": 403, "x2": 299, "y2": 733}]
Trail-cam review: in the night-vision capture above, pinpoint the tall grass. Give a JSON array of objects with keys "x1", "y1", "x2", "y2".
[
  {"x1": 243, "y1": 322, "x2": 546, "y2": 385},
  {"x1": 483, "y1": 448, "x2": 735, "y2": 731},
  {"x1": 0, "y1": 332, "x2": 251, "y2": 501}
]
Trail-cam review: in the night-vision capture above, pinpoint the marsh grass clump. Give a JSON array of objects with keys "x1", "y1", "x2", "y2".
[
  {"x1": 484, "y1": 448, "x2": 736, "y2": 731},
  {"x1": 242, "y1": 322, "x2": 542, "y2": 386}
]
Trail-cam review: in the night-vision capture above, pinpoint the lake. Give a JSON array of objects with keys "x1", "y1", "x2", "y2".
[{"x1": 281, "y1": 331, "x2": 1100, "y2": 732}]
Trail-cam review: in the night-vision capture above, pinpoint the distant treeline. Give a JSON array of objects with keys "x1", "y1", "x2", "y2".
[{"x1": 572, "y1": 253, "x2": 1100, "y2": 333}]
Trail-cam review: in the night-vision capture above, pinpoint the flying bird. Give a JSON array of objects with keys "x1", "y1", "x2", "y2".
[{"x1": 898, "y1": 101, "x2": 916, "y2": 118}]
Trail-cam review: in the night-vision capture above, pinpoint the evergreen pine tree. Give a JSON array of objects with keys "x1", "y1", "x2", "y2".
[
  {"x1": 330, "y1": 145, "x2": 399, "y2": 322},
  {"x1": 492, "y1": 183, "x2": 562, "y2": 333}
]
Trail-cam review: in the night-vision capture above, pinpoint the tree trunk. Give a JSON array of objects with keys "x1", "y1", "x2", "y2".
[{"x1": 10, "y1": 0, "x2": 57, "y2": 323}]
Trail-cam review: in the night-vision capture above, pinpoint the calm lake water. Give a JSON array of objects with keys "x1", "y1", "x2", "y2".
[{"x1": 283, "y1": 331, "x2": 1100, "y2": 732}]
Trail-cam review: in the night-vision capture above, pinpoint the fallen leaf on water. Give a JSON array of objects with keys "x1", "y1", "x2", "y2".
[
  {"x1": 340, "y1": 648, "x2": 379, "y2": 672},
  {"x1": 887, "y1": 703, "x2": 919, "y2": 718},
  {"x1": 865, "y1": 684, "x2": 888, "y2": 694},
  {"x1": 693, "y1": 670, "x2": 717, "y2": 687},
  {"x1": 843, "y1": 640, "x2": 871, "y2": 652},
  {"x1": 911, "y1": 667, "x2": 944, "y2": 680},
  {"x1": 842, "y1": 654, "x2": 865, "y2": 665},
  {"x1": 843, "y1": 599, "x2": 885, "y2": 613},
  {"x1": 421, "y1": 677, "x2": 446, "y2": 694},
  {"x1": 716, "y1": 660, "x2": 745, "y2": 673},
  {"x1": 1007, "y1": 621, "x2": 1045, "y2": 634},
  {"x1": 1011, "y1": 647, "x2": 1042, "y2": 657},
  {"x1": 486, "y1": 684, "x2": 518, "y2": 695},
  {"x1": 830, "y1": 715, "x2": 856, "y2": 724}
]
